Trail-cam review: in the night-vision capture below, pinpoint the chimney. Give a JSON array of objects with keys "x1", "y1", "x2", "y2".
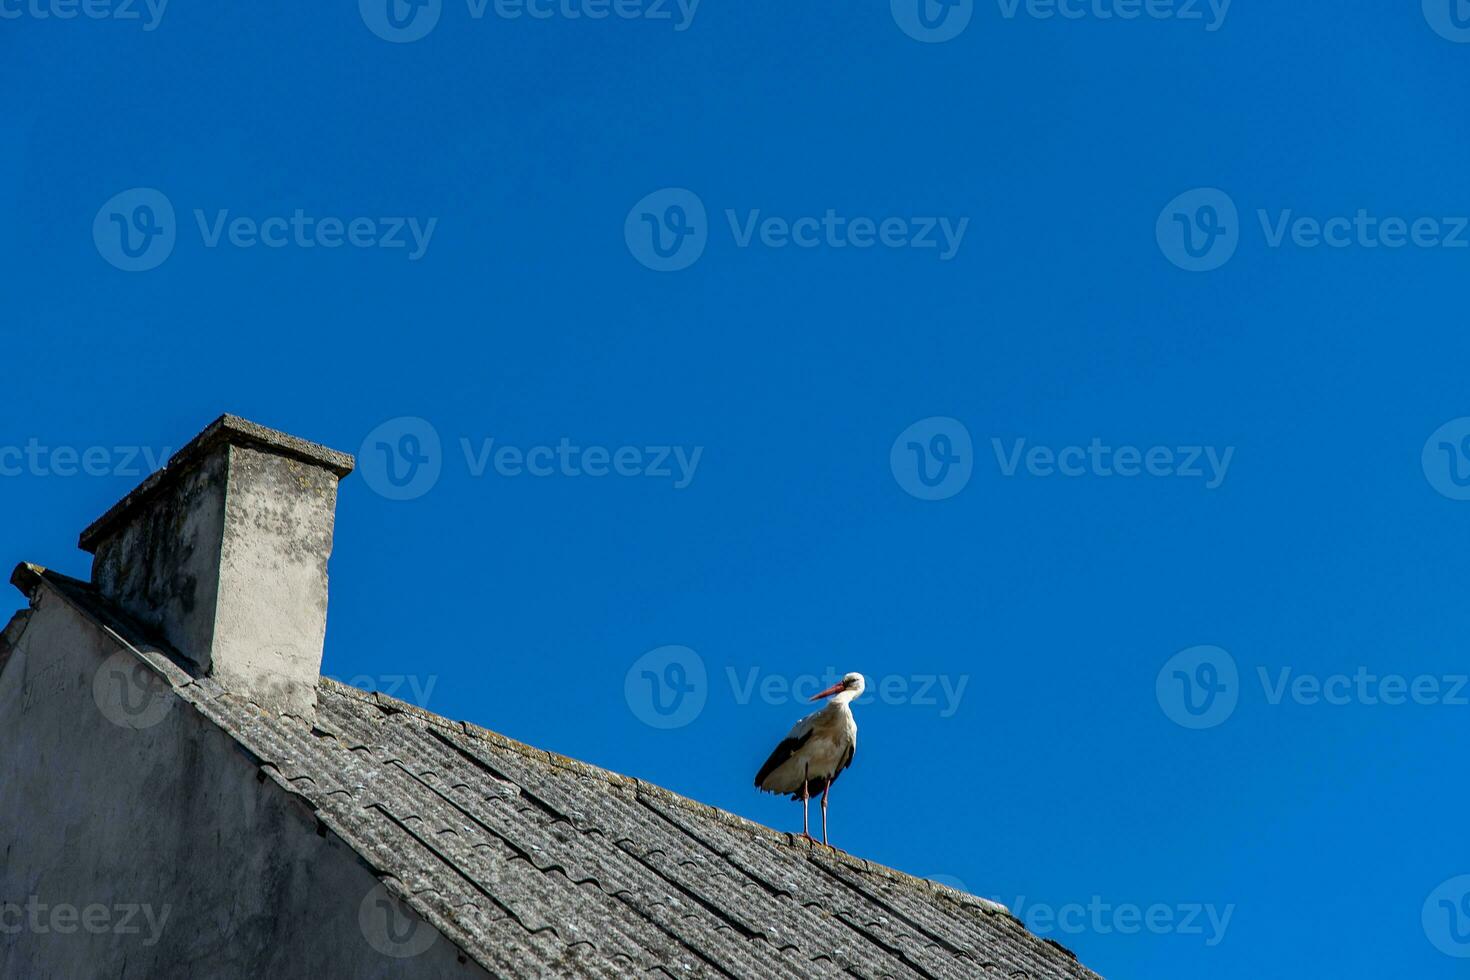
[{"x1": 78, "y1": 415, "x2": 354, "y2": 716}]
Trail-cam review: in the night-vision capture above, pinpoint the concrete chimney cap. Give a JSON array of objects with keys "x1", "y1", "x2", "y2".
[{"x1": 78, "y1": 413, "x2": 355, "y2": 554}]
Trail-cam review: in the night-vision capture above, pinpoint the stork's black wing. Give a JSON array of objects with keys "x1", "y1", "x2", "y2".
[{"x1": 754, "y1": 730, "x2": 812, "y2": 788}]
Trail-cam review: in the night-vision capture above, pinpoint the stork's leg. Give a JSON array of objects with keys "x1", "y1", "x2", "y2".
[
  {"x1": 820, "y1": 780, "x2": 831, "y2": 847},
  {"x1": 800, "y1": 765, "x2": 814, "y2": 843}
]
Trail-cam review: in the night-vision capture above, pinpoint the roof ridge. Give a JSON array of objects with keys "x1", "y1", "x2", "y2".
[{"x1": 326, "y1": 677, "x2": 1015, "y2": 922}]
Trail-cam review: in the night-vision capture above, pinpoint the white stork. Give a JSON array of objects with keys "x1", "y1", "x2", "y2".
[{"x1": 753, "y1": 672, "x2": 864, "y2": 846}]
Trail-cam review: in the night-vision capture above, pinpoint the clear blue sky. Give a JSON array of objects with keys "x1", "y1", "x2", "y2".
[{"x1": 4, "y1": 1, "x2": 1470, "y2": 976}]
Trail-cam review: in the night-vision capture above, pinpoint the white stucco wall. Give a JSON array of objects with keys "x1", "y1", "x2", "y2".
[{"x1": 0, "y1": 586, "x2": 488, "y2": 980}]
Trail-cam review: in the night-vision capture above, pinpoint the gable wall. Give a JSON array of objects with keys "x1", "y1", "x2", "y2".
[{"x1": 0, "y1": 587, "x2": 488, "y2": 980}]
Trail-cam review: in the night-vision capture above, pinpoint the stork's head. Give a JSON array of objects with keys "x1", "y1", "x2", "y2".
[{"x1": 810, "y1": 672, "x2": 866, "y2": 703}]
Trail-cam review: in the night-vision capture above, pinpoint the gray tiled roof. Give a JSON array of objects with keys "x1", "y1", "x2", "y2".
[{"x1": 29, "y1": 566, "x2": 1102, "y2": 980}]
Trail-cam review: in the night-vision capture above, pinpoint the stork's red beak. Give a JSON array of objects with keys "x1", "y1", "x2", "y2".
[{"x1": 809, "y1": 682, "x2": 846, "y2": 702}]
